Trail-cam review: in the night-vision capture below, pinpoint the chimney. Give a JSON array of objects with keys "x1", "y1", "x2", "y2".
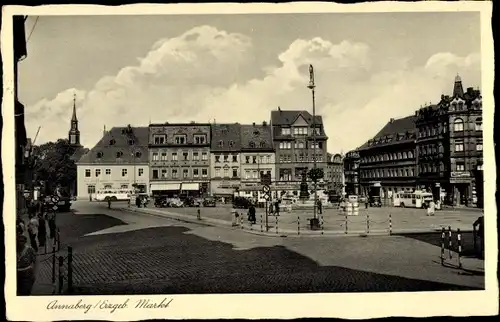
[
  {"x1": 252, "y1": 122, "x2": 256, "y2": 126},
  {"x1": 262, "y1": 121, "x2": 267, "y2": 126},
  {"x1": 278, "y1": 106, "x2": 281, "y2": 112},
  {"x1": 467, "y1": 87, "x2": 473, "y2": 95},
  {"x1": 390, "y1": 118, "x2": 395, "y2": 123}
]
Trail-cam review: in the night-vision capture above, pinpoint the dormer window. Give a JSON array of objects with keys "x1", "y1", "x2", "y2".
[
  {"x1": 222, "y1": 128, "x2": 228, "y2": 135},
  {"x1": 96, "y1": 152, "x2": 103, "y2": 158},
  {"x1": 229, "y1": 141, "x2": 234, "y2": 147},
  {"x1": 116, "y1": 151, "x2": 123, "y2": 158},
  {"x1": 128, "y1": 139, "x2": 135, "y2": 145},
  {"x1": 253, "y1": 130, "x2": 260, "y2": 136},
  {"x1": 260, "y1": 141, "x2": 266, "y2": 148},
  {"x1": 218, "y1": 140, "x2": 224, "y2": 148},
  {"x1": 109, "y1": 139, "x2": 116, "y2": 146},
  {"x1": 249, "y1": 141, "x2": 255, "y2": 148},
  {"x1": 135, "y1": 152, "x2": 142, "y2": 158}
]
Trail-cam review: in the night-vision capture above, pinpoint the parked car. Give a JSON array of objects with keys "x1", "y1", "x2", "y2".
[
  {"x1": 202, "y1": 197, "x2": 216, "y2": 207},
  {"x1": 358, "y1": 195, "x2": 368, "y2": 203},
  {"x1": 233, "y1": 196, "x2": 253, "y2": 209},
  {"x1": 369, "y1": 196, "x2": 382, "y2": 207},
  {"x1": 184, "y1": 197, "x2": 201, "y2": 207},
  {"x1": 154, "y1": 195, "x2": 169, "y2": 207},
  {"x1": 169, "y1": 198, "x2": 184, "y2": 208}
]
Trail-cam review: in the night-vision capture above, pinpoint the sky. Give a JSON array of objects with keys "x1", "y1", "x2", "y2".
[{"x1": 19, "y1": 12, "x2": 481, "y2": 153}]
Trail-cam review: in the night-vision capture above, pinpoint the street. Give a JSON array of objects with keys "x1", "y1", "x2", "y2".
[{"x1": 32, "y1": 201, "x2": 484, "y2": 295}]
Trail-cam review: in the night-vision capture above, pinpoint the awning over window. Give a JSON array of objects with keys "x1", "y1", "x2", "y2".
[
  {"x1": 181, "y1": 183, "x2": 200, "y2": 191},
  {"x1": 150, "y1": 183, "x2": 181, "y2": 191}
]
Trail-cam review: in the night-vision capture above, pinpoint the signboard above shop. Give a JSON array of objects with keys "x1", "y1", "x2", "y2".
[{"x1": 450, "y1": 171, "x2": 471, "y2": 178}]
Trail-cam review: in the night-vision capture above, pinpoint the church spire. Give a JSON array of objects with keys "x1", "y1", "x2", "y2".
[
  {"x1": 453, "y1": 74, "x2": 464, "y2": 98},
  {"x1": 69, "y1": 92, "x2": 81, "y2": 147},
  {"x1": 71, "y1": 93, "x2": 78, "y2": 122}
]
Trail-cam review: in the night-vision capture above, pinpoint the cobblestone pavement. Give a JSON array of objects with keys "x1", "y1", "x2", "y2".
[
  {"x1": 151, "y1": 203, "x2": 482, "y2": 234},
  {"x1": 39, "y1": 202, "x2": 483, "y2": 295}
]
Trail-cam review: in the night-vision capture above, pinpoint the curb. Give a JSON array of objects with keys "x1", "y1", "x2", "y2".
[{"x1": 120, "y1": 207, "x2": 471, "y2": 238}]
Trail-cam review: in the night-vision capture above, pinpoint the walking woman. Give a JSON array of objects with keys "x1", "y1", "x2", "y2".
[
  {"x1": 17, "y1": 234, "x2": 37, "y2": 295},
  {"x1": 37, "y1": 212, "x2": 47, "y2": 249}
]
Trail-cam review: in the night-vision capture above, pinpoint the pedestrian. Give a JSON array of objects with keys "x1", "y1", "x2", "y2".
[
  {"x1": 427, "y1": 200, "x2": 435, "y2": 216},
  {"x1": 89, "y1": 193, "x2": 92, "y2": 202},
  {"x1": 269, "y1": 201, "x2": 274, "y2": 215},
  {"x1": 274, "y1": 199, "x2": 280, "y2": 217},
  {"x1": 16, "y1": 217, "x2": 26, "y2": 236},
  {"x1": 473, "y1": 215, "x2": 484, "y2": 258},
  {"x1": 247, "y1": 204, "x2": 256, "y2": 224},
  {"x1": 16, "y1": 234, "x2": 37, "y2": 296},
  {"x1": 27, "y1": 214, "x2": 39, "y2": 252},
  {"x1": 136, "y1": 195, "x2": 141, "y2": 208},
  {"x1": 107, "y1": 198, "x2": 112, "y2": 209},
  {"x1": 37, "y1": 212, "x2": 47, "y2": 249},
  {"x1": 317, "y1": 199, "x2": 323, "y2": 215},
  {"x1": 47, "y1": 210, "x2": 56, "y2": 240}
]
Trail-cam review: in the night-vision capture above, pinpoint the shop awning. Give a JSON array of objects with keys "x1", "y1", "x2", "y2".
[
  {"x1": 181, "y1": 183, "x2": 200, "y2": 191},
  {"x1": 150, "y1": 183, "x2": 181, "y2": 191}
]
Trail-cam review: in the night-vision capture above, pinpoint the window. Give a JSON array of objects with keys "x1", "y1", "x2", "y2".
[
  {"x1": 229, "y1": 141, "x2": 234, "y2": 147},
  {"x1": 105, "y1": 169, "x2": 111, "y2": 175},
  {"x1": 172, "y1": 169, "x2": 178, "y2": 178},
  {"x1": 138, "y1": 168, "x2": 144, "y2": 177},
  {"x1": 153, "y1": 135, "x2": 166, "y2": 144},
  {"x1": 249, "y1": 141, "x2": 255, "y2": 148},
  {"x1": 160, "y1": 152, "x2": 167, "y2": 161},
  {"x1": 193, "y1": 152, "x2": 199, "y2": 161},
  {"x1": 295, "y1": 142, "x2": 305, "y2": 149},
  {"x1": 223, "y1": 155, "x2": 229, "y2": 162},
  {"x1": 252, "y1": 170, "x2": 258, "y2": 179},
  {"x1": 245, "y1": 156, "x2": 250, "y2": 163},
  {"x1": 266, "y1": 155, "x2": 271, "y2": 163},
  {"x1": 215, "y1": 155, "x2": 221, "y2": 163},
  {"x1": 121, "y1": 184, "x2": 129, "y2": 189},
  {"x1": 456, "y1": 163, "x2": 465, "y2": 171},
  {"x1": 202, "y1": 169, "x2": 208, "y2": 177},
  {"x1": 153, "y1": 170, "x2": 159, "y2": 179},
  {"x1": 183, "y1": 152, "x2": 189, "y2": 161},
  {"x1": 245, "y1": 170, "x2": 251, "y2": 179},
  {"x1": 403, "y1": 152, "x2": 407, "y2": 159},
  {"x1": 313, "y1": 127, "x2": 321, "y2": 135},
  {"x1": 194, "y1": 135, "x2": 206, "y2": 144},
  {"x1": 95, "y1": 169, "x2": 101, "y2": 177},
  {"x1": 215, "y1": 168, "x2": 221, "y2": 177},
  {"x1": 193, "y1": 169, "x2": 199, "y2": 177},
  {"x1": 455, "y1": 141, "x2": 464, "y2": 152},
  {"x1": 408, "y1": 151, "x2": 413, "y2": 158},
  {"x1": 232, "y1": 155, "x2": 238, "y2": 162},
  {"x1": 96, "y1": 152, "x2": 103, "y2": 158},
  {"x1": 172, "y1": 152, "x2": 178, "y2": 161},
  {"x1": 293, "y1": 127, "x2": 307, "y2": 135},
  {"x1": 397, "y1": 152, "x2": 402, "y2": 159},
  {"x1": 152, "y1": 153, "x2": 159, "y2": 161},
  {"x1": 260, "y1": 142, "x2": 266, "y2": 148},
  {"x1": 477, "y1": 164, "x2": 483, "y2": 170},
  {"x1": 224, "y1": 168, "x2": 229, "y2": 177},
  {"x1": 279, "y1": 142, "x2": 292, "y2": 149},
  {"x1": 475, "y1": 118, "x2": 483, "y2": 131},
  {"x1": 476, "y1": 140, "x2": 483, "y2": 151},
  {"x1": 183, "y1": 169, "x2": 189, "y2": 178},
  {"x1": 260, "y1": 155, "x2": 265, "y2": 164},
  {"x1": 161, "y1": 169, "x2": 167, "y2": 178},
  {"x1": 232, "y1": 168, "x2": 238, "y2": 177},
  {"x1": 116, "y1": 151, "x2": 123, "y2": 158},
  {"x1": 282, "y1": 128, "x2": 291, "y2": 135},
  {"x1": 109, "y1": 139, "x2": 116, "y2": 146},
  {"x1": 311, "y1": 142, "x2": 320, "y2": 149},
  {"x1": 454, "y1": 118, "x2": 464, "y2": 131},
  {"x1": 202, "y1": 152, "x2": 208, "y2": 161},
  {"x1": 253, "y1": 156, "x2": 257, "y2": 164},
  {"x1": 174, "y1": 135, "x2": 187, "y2": 144},
  {"x1": 85, "y1": 169, "x2": 91, "y2": 177},
  {"x1": 87, "y1": 185, "x2": 96, "y2": 194},
  {"x1": 218, "y1": 140, "x2": 224, "y2": 148},
  {"x1": 128, "y1": 139, "x2": 135, "y2": 145},
  {"x1": 135, "y1": 152, "x2": 142, "y2": 158},
  {"x1": 122, "y1": 169, "x2": 128, "y2": 177}
]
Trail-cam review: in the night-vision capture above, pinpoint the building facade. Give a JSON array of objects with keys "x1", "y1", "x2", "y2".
[
  {"x1": 326, "y1": 153, "x2": 344, "y2": 195},
  {"x1": 358, "y1": 116, "x2": 417, "y2": 199},
  {"x1": 76, "y1": 126, "x2": 149, "y2": 199},
  {"x1": 271, "y1": 108, "x2": 328, "y2": 193},
  {"x1": 343, "y1": 150, "x2": 360, "y2": 196},
  {"x1": 149, "y1": 123, "x2": 211, "y2": 197},
  {"x1": 238, "y1": 123, "x2": 276, "y2": 199},
  {"x1": 210, "y1": 123, "x2": 242, "y2": 199}
]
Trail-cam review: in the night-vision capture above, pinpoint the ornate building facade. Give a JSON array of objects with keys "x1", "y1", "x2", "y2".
[{"x1": 148, "y1": 123, "x2": 211, "y2": 197}]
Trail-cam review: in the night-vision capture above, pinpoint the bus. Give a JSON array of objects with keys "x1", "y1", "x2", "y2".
[
  {"x1": 393, "y1": 190, "x2": 434, "y2": 209},
  {"x1": 94, "y1": 189, "x2": 132, "y2": 202}
]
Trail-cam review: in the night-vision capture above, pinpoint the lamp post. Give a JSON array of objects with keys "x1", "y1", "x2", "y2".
[{"x1": 307, "y1": 64, "x2": 318, "y2": 221}]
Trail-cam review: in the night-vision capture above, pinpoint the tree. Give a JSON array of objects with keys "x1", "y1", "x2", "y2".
[
  {"x1": 308, "y1": 168, "x2": 324, "y2": 183},
  {"x1": 30, "y1": 139, "x2": 78, "y2": 195}
]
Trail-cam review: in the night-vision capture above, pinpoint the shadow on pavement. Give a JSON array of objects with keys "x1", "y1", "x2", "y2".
[
  {"x1": 62, "y1": 226, "x2": 482, "y2": 295},
  {"x1": 394, "y1": 231, "x2": 479, "y2": 257}
]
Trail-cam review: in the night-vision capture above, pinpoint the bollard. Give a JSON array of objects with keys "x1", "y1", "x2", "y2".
[
  {"x1": 441, "y1": 227, "x2": 445, "y2": 266},
  {"x1": 240, "y1": 214, "x2": 243, "y2": 230},
  {"x1": 457, "y1": 228, "x2": 462, "y2": 269},
  {"x1": 276, "y1": 215, "x2": 278, "y2": 235},
  {"x1": 260, "y1": 213, "x2": 263, "y2": 232},
  {"x1": 297, "y1": 216, "x2": 300, "y2": 235},
  {"x1": 366, "y1": 214, "x2": 370, "y2": 234},
  {"x1": 57, "y1": 229, "x2": 61, "y2": 251},
  {"x1": 345, "y1": 214, "x2": 348, "y2": 235},
  {"x1": 197, "y1": 209, "x2": 201, "y2": 220},
  {"x1": 67, "y1": 246, "x2": 73, "y2": 294},
  {"x1": 321, "y1": 216, "x2": 324, "y2": 235},
  {"x1": 51, "y1": 245, "x2": 56, "y2": 284},
  {"x1": 58, "y1": 256, "x2": 64, "y2": 294},
  {"x1": 448, "y1": 226, "x2": 453, "y2": 259},
  {"x1": 389, "y1": 214, "x2": 392, "y2": 235}
]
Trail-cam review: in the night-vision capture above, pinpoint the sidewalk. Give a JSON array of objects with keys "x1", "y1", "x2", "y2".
[{"x1": 120, "y1": 205, "x2": 475, "y2": 238}]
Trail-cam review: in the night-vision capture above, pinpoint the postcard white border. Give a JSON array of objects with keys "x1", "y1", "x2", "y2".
[{"x1": 2, "y1": 2, "x2": 497, "y2": 320}]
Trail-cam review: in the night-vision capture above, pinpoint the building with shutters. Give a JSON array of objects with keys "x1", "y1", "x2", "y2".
[
  {"x1": 415, "y1": 75, "x2": 483, "y2": 206},
  {"x1": 210, "y1": 123, "x2": 242, "y2": 199},
  {"x1": 270, "y1": 108, "x2": 328, "y2": 194},
  {"x1": 76, "y1": 126, "x2": 149, "y2": 199},
  {"x1": 148, "y1": 123, "x2": 211, "y2": 197}
]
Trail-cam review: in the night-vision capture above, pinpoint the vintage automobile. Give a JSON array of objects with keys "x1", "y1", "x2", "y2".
[
  {"x1": 202, "y1": 196, "x2": 216, "y2": 207},
  {"x1": 233, "y1": 196, "x2": 253, "y2": 209},
  {"x1": 369, "y1": 195, "x2": 382, "y2": 207},
  {"x1": 169, "y1": 197, "x2": 184, "y2": 208},
  {"x1": 183, "y1": 197, "x2": 202, "y2": 207}
]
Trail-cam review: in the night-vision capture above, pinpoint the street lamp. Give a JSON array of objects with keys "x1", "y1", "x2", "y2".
[{"x1": 307, "y1": 64, "x2": 318, "y2": 221}]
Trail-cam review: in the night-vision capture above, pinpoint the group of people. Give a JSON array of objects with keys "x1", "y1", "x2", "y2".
[{"x1": 16, "y1": 200, "x2": 57, "y2": 296}]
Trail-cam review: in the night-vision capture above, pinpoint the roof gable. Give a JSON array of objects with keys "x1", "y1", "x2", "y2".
[{"x1": 292, "y1": 114, "x2": 309, "y2": 126}]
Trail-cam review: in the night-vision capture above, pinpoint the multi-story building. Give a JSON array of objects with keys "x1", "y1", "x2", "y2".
[
  {"x1": 238, "y1": 122, "x2": 276, "y2": 200},
  {"x1": 416, "y1": 75, "x2": 482, "y2": 206},
  {"x1": 343, "y1": 150, "x2": 360, "y2": 196},
  {"x1": 358, "y1": 116, "x2": 417, "y2": 199},
  {"x1": 271, "y1": 108, "x2": 328, "y2": 193},
  {"x1": 326, "y1": 153, "x2": 344, "y2": 195},
  {"x1": 76, "y1": 126, "x2": 149, "y2": 199},
  {"x1": 210, "y1": 123, "x2": 242, "y2": 200},
  {"x1": 148, "y1": 123, "x2": 211, "y2": 197}
]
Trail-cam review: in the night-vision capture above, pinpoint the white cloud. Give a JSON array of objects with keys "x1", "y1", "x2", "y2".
[{"x1": 25, "y1": 25, "x2": 481, "y2": 155}]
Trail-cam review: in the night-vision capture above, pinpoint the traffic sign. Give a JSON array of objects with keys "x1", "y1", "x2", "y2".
[
  {"x1": 52, "y1": 205, "x2": 58, "y2": 211},
  {"x1": 51, "y1": 196, "x2": 60, "y2": 203},
  {"x1": 262, "y1": 185, "x2": 270, "y2": 194},
  {"x1": 263, "y1": 193, "x2": 271, "y2": 201},
  {"x1": 260, "y1": 174, "x2": 272, "y2": 186}
]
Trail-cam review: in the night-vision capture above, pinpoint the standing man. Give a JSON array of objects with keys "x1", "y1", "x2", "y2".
[
  {"x1": 47, "y1": 209, "x2": 56, "y2": 240},
  {"x1": 473, "y1": 215, "x2": 484, "y2": 258},
  {"x1": 27, "y1": 214, "x2": 39, "y2": 252},
  {"x1": 274, "y1": 199, "x2": 280, "y2": 217}
]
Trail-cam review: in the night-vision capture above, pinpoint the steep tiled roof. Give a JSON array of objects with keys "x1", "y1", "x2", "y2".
[
  {"x1": 70, "y1": 147, "x2": 89, "y2": 162},
  {"x1": 271, "y1": 109, "x2": 322, "y2": 125},
  {"x1": 211, "y1": 123, "x2": 241, "y2": 151},
  {"x1": 77, "y1": 126, "x2": 149, "y2": 164},
  {"x1": 240, "y1": 124, "x2": 273, "y2": 151},
  {"x1": 359, "y1": 116, "x2": 416, "y2": 150}
]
